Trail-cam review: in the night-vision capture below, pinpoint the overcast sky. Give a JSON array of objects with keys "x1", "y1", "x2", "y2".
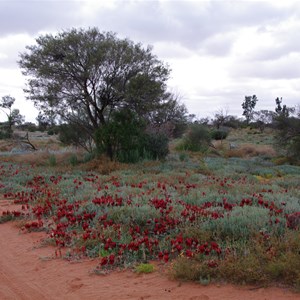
[{"x1": 0, "y1": 0, "x2": 300, "y2": 123}]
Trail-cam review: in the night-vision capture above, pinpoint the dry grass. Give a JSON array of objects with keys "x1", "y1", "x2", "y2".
[
  {"x1": 81, "y1": 155, "x2": 129, "y2": 174},
  {"x1": 225, "y1": 143, "x2": 277, "y2": 158},
  {"x1": 0, "y1": 140, "x2": 14, "y2": 152},
  {"x1": 0, "y1": 150, "x2": 83, "y2": 166}
]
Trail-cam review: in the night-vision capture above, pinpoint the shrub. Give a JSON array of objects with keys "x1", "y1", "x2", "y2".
[
  {"x1": 135, "y1": 263, "x2": 155, "y2": 274},
  {"x1": 48, "y1": 154, "x2": 57, "y2": 166},
  {"x1": 69, "y1": 154, "x2": 79, "y2": 166},
  {"x1": 95, "y1": 109, "x2": 146, "y2": 162},
  {"x1": 211, "y1": 130, "x2": 228, "y2": 140},
  {"x1": 0, "y1": 129, "x2": 12, "y2": 139},
  {"x1": 59, "y1": 123, "x2": 93, "y2": 152},
  {"x1": 274, "y1": 110, "x2": 300, "y2": 163},
  {"x1": 144, "y1": 132, "x2": 169, "y2": 160},
  {"x1": 177, "y1": 124, "x2": 211, "y2": 152},
  {"x1": 96, "y1": 110, "x2": 169, "y2": 163}
]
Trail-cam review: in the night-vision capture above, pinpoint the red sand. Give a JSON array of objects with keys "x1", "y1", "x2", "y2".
[{"x1": 1, "y1": 200, "x2": 300, "y2": 300}]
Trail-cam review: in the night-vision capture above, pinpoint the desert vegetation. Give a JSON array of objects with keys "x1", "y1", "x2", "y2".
[
  {"x1": 0, "y1": 126, "x2": 300, "y2": 290},
  {"x1": 0, "y1": 27, "x2": 300, "y2": 291}
]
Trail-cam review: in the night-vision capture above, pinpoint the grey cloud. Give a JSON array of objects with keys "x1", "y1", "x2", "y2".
[
  {"x1": 0, "y1": 0, "x2": 82, "y2": 36},
  {"x1": 232, "y1": 55, "x2": 300, "y2": 80},
  {"x1": 0, "y1": 34, "x2": 34, "y2": 68},
  {"x1": 250, "y1": 25, "x2": 300, "y2": 61},
  {"x1": 0, "y1": 0, "x2": 296, "y2": 57},
  {"x1": 82, "y1": 0, "x2": 296, "y2": 58},
  {"x1": 200, "y1": 33, "x2": 235, "y2": 57}
]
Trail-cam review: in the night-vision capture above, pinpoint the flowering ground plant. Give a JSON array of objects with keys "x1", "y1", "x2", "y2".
[{"x1": 0, "y1": 156, "x2": 299, "y2": 288}]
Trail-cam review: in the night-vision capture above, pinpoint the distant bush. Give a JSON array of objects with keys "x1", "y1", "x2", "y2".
[
  {"x1": 177, "y1": 124, "x2": 211, "y2": 152},
  {"x1": 48, "y1": 154, "x2": 57, "y2": 166},
  {"x1": 273, "y1": 101, "x2": 300, "y2": 163},
  {"x1": 47, "y1": 126, "x2": 59, "y2": 136},
  {"x1": 211, "y1": 130, "x2": 228, "y2": 140},
  {"x1": 144, "y1": 132, "x2": 169, "y2": 160},
  {"x1": 69, "y1": 154, "x2": 79, "y2": 166},
  {"x1": 223, "y1": 116, "x2": 244, "y2": 129},
  {"x1": 0, "y1": 130, "x2": 12, "y2": 139},
  {"x1": 17, "y1": 122, "x2": 38, "y2": 132}
]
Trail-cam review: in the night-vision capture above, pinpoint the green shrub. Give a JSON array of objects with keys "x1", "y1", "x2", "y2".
[
  {"x1": 211, "y1": 130, "x2": 228, "y2": 140},
  {"x1": 0, "y1": 129, "x2": 12, "y2": 139},
  {"x1": 135, "y1": 263, "x2": 155, "y2": 274},
  {"x1": 69, "y1": 154, "x2": 78, "y2": 166},
  {"x1": 144, "y1": 132, "x2": 169, "y2": 160},
  {"x1": 202, "y1": 206, "x2": 271, "y2": 240},
  {"x1": 95, "y1": 110, "x2": 169, "y2": 163},
  {"x1": 48, "y1": 154, "x2": 57, "y2": 166},
  {"x1": 58, "y1": 123, "x2": 93, "y2": 152},
  {"x1": 47, "y1": 126, "x2": 59, "y2": 135},
  {"x1": 83, "y1": 152, "x2": 96, "y2": 163},
  {"x1": 177, "y1": 124, "x2": 211, "y2": 152}
]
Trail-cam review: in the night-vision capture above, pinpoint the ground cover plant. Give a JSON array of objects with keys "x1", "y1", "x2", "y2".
[{"x1": 0, "y1": 150, "x2": 299, "y2": 290}]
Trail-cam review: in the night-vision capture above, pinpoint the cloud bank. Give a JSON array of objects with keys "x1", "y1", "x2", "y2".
[{"x1": 0, "y1": 0, "x2": 299, "y2": 122}]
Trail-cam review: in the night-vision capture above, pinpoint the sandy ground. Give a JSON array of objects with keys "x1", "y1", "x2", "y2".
[{"x1": 1, "y1": 200, "x2": 300, "y2": 300}]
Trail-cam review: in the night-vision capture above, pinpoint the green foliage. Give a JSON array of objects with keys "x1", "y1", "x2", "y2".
[
  {"x1": 273, "y1": 99, "x2": 300, "y2": 162},
  {"x1": 48, "y1": 154, "x2": 57, "y2": 166},
  {"x1": 242, "y1": 95, "x2": 258, "y2": 125},
  {"x1": 223, "y1": 116, "x2": 244, "y2": 129},
  {"x1": 59, "y1": 123, "x2": 93, "y2": 152},
  {"x1": 95, "y1": 109, "x2": 146, "y2": 162},
  {"x1": 203, "y1": 206, "x2": 271, "y2": 240},
  {"x1": 19, "y1": 28, "x2": 186, "y2": 152},
  {"x1": 177, "y1": 124, "x2": 211, "y2": 152},
  {"x1": 0, "y1": 213, "x2": 14, "y2": 224},
  {"x1": 69, "y1": 154, "x2": 78, "y2": 166},
  {"x1": 83, "y1": 152, "x2": 95, "y2": 163},
  {"x1": 17, "y1": 122, "x2": 38, "y2": 132},
  {"x1": 95, "y1": 109, "x2": 169, "y2": 162},
  {"x1": 0, "y1": 128, "x2": 12, "y2": 139},
  {"x1": 171, "y1": 232, "x2": 300, "y2": 288},
  {"x1": 135, "y1": 263, "x2": 155, "y2": 274},
  {"x1": 47, "y1": 126, "x2": 59, "y2": 135},
  {"x1": 211, "y1": 130, "x2": 228, "y2": 140},
  {"x1": 1, "y1": 147, "x2": 300, "y2": 288},
  {"x1": 0, "y1": 95, "x2": 24, "y2": 136},
  {"x1": 144, "y1": 132, "x2": 169, "y2": 160}
]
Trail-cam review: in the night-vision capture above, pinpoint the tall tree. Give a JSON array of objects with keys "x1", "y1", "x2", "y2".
[
  {"x1": 273, "y1": 98, "x2": 300, "y2": 162},
  {"x1": 212, "y1": 108, "x2": 229, "y2": 129},
  {"x1": 0, "y1": 95, "x2": 24, "y2": 136},
  {"x1": 18, "y1": 28, "x2": 186, "y2": 153},
  {"x1": 253, "y1": 110, "x2": 275, "y2": 132},
  {"x1": 275, "y1": 97, "x2": 291, "y2": 118},
  {"x1": 242, "y1": 95, "x2": 258, "y2": 125}
]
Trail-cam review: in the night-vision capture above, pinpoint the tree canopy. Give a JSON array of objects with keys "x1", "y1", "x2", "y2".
[
  {"x1": 242, "y1": 95, "x2": 258, "y2": 125},
  {"x1": 18, "y1": 28, "x2": 187, "y2": 154},
  {"x1": 0, "y1": 95, "x2": 24, "y2": 137}
]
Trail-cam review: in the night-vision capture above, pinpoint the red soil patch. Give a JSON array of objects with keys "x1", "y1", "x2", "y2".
[{"x1": 1, "y1": 205, "x2": 300, "y2": 299}]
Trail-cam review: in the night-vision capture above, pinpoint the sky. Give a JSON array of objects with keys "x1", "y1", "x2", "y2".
[{"x1": 0, "y1": 0, "x2": 300, "y2": 123}]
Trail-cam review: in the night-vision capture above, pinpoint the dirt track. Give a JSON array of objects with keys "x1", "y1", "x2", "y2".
[{"x1": 1, "y1": 218, "x2": 300, "y2": 299}]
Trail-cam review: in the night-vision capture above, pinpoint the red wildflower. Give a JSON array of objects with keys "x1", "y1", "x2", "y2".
[
  {"x1": 100, "y1": 257, "x2": 108, "y2": 266},
  {"x1": 108, "y1": 254, "x2": 115, "y2": 265},
  {"x1": 163, "y1": 254, "x2": 169, "y2": 263}
]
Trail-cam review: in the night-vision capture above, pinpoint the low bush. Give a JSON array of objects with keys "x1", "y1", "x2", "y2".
[
  {"x1": 176, "y1": 124, "x2": 211, "y2": 152},
  {"x1": 225, "y1": 144, "x2": 276, "y2": 158},
  {"x1": 211, "y1": 130, "x2": 228, "y2": 140}
]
